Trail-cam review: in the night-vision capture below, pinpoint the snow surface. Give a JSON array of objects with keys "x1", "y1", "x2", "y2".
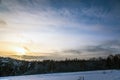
[{"x1": 0, "y1": 70, "x2": 120, "y2": 80}]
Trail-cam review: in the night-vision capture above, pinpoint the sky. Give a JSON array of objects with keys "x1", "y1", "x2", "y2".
[{"x1": 0, "y1": 0, "x2": 120, "y2": 60}]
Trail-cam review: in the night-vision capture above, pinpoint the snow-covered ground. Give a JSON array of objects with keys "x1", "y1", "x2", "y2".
[{"x1": 0, "y1": 70, "x2": 120, "y2": 80}]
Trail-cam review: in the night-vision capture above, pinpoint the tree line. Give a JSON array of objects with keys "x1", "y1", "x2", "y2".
[{"x1": 0, "y1": 54, "x2": 120, "y2": 77}]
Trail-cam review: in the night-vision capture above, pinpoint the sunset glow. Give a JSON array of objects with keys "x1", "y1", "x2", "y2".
[
  {"x1": 0, "y1": 0, "x2": 120, "y2": 60},
  {"x1": 14, "y1": 47, "x2": 26, "y2": 55}
]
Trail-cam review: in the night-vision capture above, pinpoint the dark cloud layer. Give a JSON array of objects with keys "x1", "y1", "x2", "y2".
[
  {"x1": 56, "y1": 40, "x2": 120, "y2": 57},
  {"x1": 86, "y1": 40, "x2": 120, "y2": 55},
  {"x1": 61, "y1": 49, "x2": 81, "y2": 54}
]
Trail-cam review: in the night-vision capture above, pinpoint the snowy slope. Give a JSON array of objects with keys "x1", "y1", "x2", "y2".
[{"x1": 0, "y1": 70, "x2": 120, "y2": 80}]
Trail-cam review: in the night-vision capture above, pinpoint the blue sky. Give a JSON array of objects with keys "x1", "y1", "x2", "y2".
[{"x1": 0, "y1": 0, "x2": 120, "y2": 60}]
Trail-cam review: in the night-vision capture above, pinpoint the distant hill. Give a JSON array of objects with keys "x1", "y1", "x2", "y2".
[{"x1": 0, "y1": 54, "x2": 120, "y2": 77}]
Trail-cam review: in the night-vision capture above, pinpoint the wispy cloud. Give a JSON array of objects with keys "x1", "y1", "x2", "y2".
[
  {"x1": 0, "y1": 19, "x2": 7, "y2": 28},
  {"x1": 1, "y1": 0, "x2": 119, "y2": 33}
]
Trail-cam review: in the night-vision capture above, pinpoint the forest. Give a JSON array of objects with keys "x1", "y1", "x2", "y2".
[{"x1": 0, "y1": 54, "x2": 120, "y2": 77}]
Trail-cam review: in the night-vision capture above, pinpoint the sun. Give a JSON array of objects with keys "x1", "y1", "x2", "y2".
[{"x1": 15, "y1": 47, "x2": 26, "y2": 55}]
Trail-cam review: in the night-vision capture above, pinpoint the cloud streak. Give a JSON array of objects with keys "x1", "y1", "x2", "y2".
[
  {"x1": 0, "y1": 0, "x2": 119, "y2": 33},
  {"x1": 0, "y1": 19, "x2": 7, "y2": 28}
]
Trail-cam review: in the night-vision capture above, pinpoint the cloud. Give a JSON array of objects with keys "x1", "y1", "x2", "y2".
[
  {"x1": 0, "y1": 0, "x2": 1, "y2": 3},
  {"x1": 0, "y1": 0, "x2": 120, "y2": 60},
  {"x1": 0, "y1": 19, "x2": 7, "y2": 28},
  {"x1": 0, "y1": 0, "x2": 114, "y2": 32},
  {"x1": 60, "y1": 49, "x2": 82, "y2": 54},
  {"x1": 0, "y1": 0, "x2": 119, "y2": 37},
  {"x1": 86, "y1": 40, "x2": 120, "y2": 55},
  {"x1": 53, "y1": 40, "x2": 120, "y2": 57},
  {"x1": 1, "y1": 40, "x2": 120, "y2": 60}
]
